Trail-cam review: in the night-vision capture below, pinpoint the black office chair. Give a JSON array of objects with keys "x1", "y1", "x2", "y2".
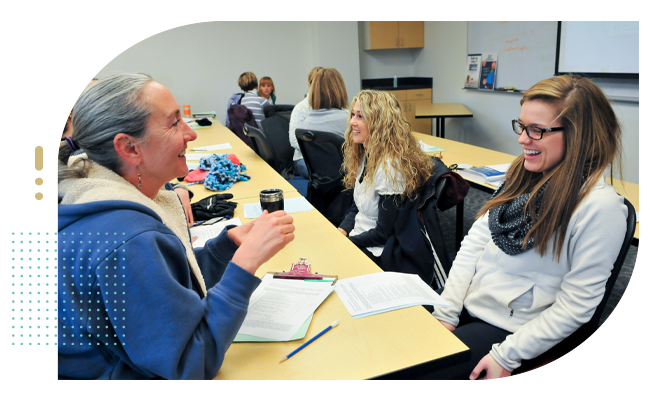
[
  {"x1": 259, "y1": 116, "x2": 295, "y2": 175},
  {"x1": 514, "y1": 198, "x2": 637, "y2": 374},
  {"x1": 243, "y1": 123, "x2": 282, "y2": 171},
  {"x1": 262, "y1": 103, "x2": 295, "y2": 119},
  {"x1": 295, "y1": 128, "x2": 352, "y2": 226},
  {"x1": 558, "y1": 199, "x2": 636, "y2": 353}
]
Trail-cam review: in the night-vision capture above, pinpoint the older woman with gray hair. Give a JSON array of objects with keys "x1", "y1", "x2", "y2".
[{"x1": 58, "y1": 73, "x2": 295, "y2": 379}]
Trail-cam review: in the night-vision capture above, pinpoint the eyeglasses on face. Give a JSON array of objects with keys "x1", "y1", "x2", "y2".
[{"x1": 512, "y1": 119, "x2": 563, "y2": 140}]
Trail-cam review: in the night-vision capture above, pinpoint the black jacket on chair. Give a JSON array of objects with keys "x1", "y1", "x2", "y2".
[
  {"x1": 380, "y1": 158, "x2": 469, "y2": 289},
  {"x1": 227, "y1": 104, "x2": 257, "y2": 150}
]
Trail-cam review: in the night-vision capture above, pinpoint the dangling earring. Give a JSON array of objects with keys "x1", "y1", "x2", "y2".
[{"x1": 136, "y1": 165, "x2": 143, "y2": 188}]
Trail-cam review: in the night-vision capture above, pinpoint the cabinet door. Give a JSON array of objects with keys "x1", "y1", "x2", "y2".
[
  {"x1": 369, "y1": 22, "x2": 399, "y2": 49},
  {"x1": 411, "y1": 99, "x2": 432, "y2": 135},
  {"x1": 398, "y1": 22, "x2": 424, "y2": 48}
]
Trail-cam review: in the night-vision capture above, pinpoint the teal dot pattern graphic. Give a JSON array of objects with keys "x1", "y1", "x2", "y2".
[
  {"x1": 10, "y1": 232, "x2": 58, "y2": 346},
  {"x1": 58, "y1": 231, "x2": 127, "y2": 348}
]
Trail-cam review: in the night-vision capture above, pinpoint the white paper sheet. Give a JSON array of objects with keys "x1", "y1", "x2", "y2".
[
  {"x1": 243, "y1": 196, "x2": 314, "y2": 219},
  {"x1": 237, "y1": 275, "x2": 335, "y2": 341},
  {"x1": 190, "y1": 217, "x2": 242, "y2": 248},
  {"x1": 418, "y1": 140, "x2": 445, "y2": 153},
  {"x1": 192, "y1": 143, "x2": 233, "y2": 151},
  {"x1": 334, "y1": 272, "x2": 450, "y2": 319}
]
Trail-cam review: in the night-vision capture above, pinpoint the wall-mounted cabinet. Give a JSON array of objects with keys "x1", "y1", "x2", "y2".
[{"x1": 361, "y1": 22, "x2": 424, "y2": 50}]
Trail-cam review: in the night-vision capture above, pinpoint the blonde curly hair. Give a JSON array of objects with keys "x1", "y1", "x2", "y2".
[{"x1": 341, "y1": 90, "x2": 433, "y2": 199}]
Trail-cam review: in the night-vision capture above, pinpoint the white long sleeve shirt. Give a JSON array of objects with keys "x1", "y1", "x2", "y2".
[{"x1": 433, "y1": 176, "x2": 627, "y2": 371}]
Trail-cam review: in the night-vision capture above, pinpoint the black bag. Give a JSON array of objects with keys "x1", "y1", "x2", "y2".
[{"x1": 191, "y1": 193, "x2": 238, "y2": 221}]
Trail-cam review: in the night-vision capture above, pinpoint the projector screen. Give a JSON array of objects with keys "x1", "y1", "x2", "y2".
[{"x1": 556, "y1": 21, "x2": 639, "y2": 77}]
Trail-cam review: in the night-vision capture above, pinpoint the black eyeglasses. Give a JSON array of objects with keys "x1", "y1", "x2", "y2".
[{"x1": 512, "y1": 119, "x2": 563, "y2": 140}]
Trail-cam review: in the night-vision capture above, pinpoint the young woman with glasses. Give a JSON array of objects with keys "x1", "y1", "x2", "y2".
[{"x1": 431, "y1": 75, "x2": 628, "y2": 379}]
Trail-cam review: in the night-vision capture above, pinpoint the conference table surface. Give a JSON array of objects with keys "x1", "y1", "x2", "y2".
[
  {"x1": 413, "y1": 132, "x2": 640, "y2": 241},
  {"x1": 179, "y1": 122, "x2": 469, "y2": 380},
  {"x1": 415, "y1": 103, "x2": 473, "y2": 138}
]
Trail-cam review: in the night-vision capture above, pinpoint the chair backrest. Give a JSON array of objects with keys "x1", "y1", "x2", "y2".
[
  {"x1": 558, "y1": 199, "x2": 636, "y2": 355},
  {"x1": 295, "y1": 128, "x2": 351, "y2": 226},
  {"x1": 243, "y1": 123, "x2": 278, "y2": 169},
  {"x1": 259, "y1": 116, "x2": 294, "y2": 174}
]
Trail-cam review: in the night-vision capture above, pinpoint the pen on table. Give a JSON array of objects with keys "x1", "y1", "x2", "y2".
[
  {"x1": 190, "y1": 221, "x2": 205, "y2": 228},
  {"x1": 279, "y1": 320, "x2": 340, "y2": 363}
]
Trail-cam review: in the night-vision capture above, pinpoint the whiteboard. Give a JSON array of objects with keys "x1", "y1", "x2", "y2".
[{"x1": 468, "y1": 22, "x2": 558, "y2": 91}]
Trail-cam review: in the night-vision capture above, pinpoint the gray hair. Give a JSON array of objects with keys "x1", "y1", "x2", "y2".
[{"x1": 58, "y1": 73, "x2": 154, "y2": 182}]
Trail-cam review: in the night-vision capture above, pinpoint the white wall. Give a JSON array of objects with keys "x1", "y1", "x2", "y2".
[
  {"x1": 97, "y1": 22, "x2": 361, "y2": 124},
  {"x1": 361, "y1": 21, "x2": 639, "y2": 184}
]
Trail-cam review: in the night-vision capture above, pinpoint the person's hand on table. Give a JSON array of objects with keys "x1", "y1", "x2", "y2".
[
  {"x1": 174, "y1": 187, "x2": 194, "y2": 225},
  {"x1": 469, "y1": 354, "x2": 511, "y2": 380},
  {"x1": 338, "y1": 228, "x2": 348, "y2": 236},
  {"x1": 232, "y1": 210, "x2": 295, "y2": 275}
]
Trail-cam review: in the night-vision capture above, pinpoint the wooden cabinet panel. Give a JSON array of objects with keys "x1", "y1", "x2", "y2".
[
  {"x1": 411, "y1": 99, "x2": 432, "y2": 134},
  {"x1": 406, "y1": 88, "x2": 431, "y2": 100},
  {"x1": 391, "y1": 90, "x2": 407, "y2": 101},
  {"x1": 398, "y1": 22, "x2": 424, "y2": 48},
  {"x1": 368, "y1": 22, "x2": 399, "y2": 49}
]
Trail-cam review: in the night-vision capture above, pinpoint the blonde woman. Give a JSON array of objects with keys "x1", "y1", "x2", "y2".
[
  {"x1": 338, "y1": 90, "x2": 433, "y2": 267},
  {"x1": 257, "y1": 76, "x2": 276, "y2": 105},
  {"x1": 431, "y1": 75, "x2": 627, "y2": 379}
]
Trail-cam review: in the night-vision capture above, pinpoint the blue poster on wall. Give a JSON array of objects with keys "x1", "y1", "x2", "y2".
[{"x1": 479, "y1": 52, "x2": 498, "y2": 91}]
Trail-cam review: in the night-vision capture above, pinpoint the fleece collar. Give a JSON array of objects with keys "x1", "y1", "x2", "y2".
[{"x1": 59, "y1": 155, "x2": 207, "y2": 296}]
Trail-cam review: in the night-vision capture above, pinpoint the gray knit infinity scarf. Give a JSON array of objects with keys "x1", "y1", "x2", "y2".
[{"x1": 488, "y1": 180, "x2": 549, "y2": 256}]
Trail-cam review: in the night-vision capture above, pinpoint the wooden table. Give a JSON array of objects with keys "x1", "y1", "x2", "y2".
[
  {"x1": 182, "y1": 122, "x2": 470, "y2": 379},
  {"x1": 415, "y1": 103, "x2": 473, "y2": 138},
  {"x1": 413, "y1": 132, "x2": 639, "y2": 245}
]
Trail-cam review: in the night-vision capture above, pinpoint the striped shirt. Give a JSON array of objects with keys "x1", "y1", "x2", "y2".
[{"x1": 240, "y1": 90, "x2": 269, "y2": 126}]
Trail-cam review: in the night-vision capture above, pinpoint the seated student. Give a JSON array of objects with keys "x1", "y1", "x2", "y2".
[
  {"x1": 289, "y1": 67, "x2": 323, "y2": 172},
  {"x1": 337, "y1": 90, "x2": 433, "y2": 267},
  {"x1": 291, "y1": 68, "x2": 350, "y2": 179},
  {"x1": 238, "y1": 71, "x2": 269, "y2": 127},
  {"x1": 258, "y1": 76, "x2": 276, "y2": 105},
  {"x1": 56, "y1": 54, "x2": 82, "y2": 102},
  {"x1": 58, "y1": 73, "x2": 295, "y2": 380},
  {"x1": 431, "y1": 75, "x2": 627, "y2": 380},
  {"x1": 56, "y1": 96, "x2": 72, "y2": 141}
]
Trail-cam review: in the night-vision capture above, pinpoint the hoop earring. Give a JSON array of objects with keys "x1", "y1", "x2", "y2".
[{"x1": 136, "y1": 165, "x2": 143, "y2": 188}]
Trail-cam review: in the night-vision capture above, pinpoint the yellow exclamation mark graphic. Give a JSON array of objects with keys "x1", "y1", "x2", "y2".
[{"x1": 35, "y1": 146, "x2": 43, "y2": 200}]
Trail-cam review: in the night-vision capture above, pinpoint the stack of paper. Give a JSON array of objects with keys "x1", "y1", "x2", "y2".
[
  {"x1": 236, "y1": 275, "x2": 335, "y2": 341},
  {"x1": 193, "y1": 143, "x2": 233, "y2": 151},
  {"x1": 335, "y1": 272, "x2": 450, "y2": 319},
  {"x1": 418, "y1": 140, "x2": 446, "y2": 153},
  {"x1": 190, "y1": 217, "x2": 242, "y2": 248}
]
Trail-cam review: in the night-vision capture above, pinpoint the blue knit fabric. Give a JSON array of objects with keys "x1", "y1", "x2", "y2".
[{"x1": 198, "y1": 154, "x2": 250, "y2": 191}]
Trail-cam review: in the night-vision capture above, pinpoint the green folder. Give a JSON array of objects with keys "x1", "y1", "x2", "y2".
[{"x1": 233, "y1": 314, "x2": 313, "y2": 342}]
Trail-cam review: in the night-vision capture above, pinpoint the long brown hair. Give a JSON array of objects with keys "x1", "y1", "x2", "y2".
[
  {"x1": 308, "y1": 68, "x2": 349, "y2": 110},
  {"x1": 341, "y1": 90, "x2": 433, "y2": 200},
  {"x1": 478, "y1": 75, "x2": 622, "y2": 259}
]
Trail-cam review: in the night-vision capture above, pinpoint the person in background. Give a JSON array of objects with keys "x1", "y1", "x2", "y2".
[
  {"x1": 258, "y1": 76, "x2": 276, "y2": 105},
  {"x1": 56, "y1": 96, "x2": 72, "y2": 141},
  {"x1": 288, "y1": 67, "x2": 323, "y2": 174},
  {"x1": 431, "y1": 75, "x2": 627, "y2": 379},
  {"x1": 291, "y1": 68, "x2": 349, "y2": 179},
  {"x1": 58, "y1": 73, "x2": 295, "y2": 379},
  {"x1": 56, "y1": 54, "x2": 82, "y2": 103},
  {"x1": 84, "y1": 78, "x2": 97, "y2": 87},
  {"x1": 238, "y1": 71, "x2": 269, "y2": 126},
  {"x1": 337, "y1": 90, "x2": 433, "y2": 266}
]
